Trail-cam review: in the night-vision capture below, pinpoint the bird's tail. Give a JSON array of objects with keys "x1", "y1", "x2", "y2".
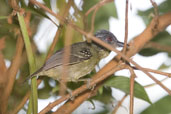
[{"x1": 23, "y1": 67, "x2": 43, "y2": 83}]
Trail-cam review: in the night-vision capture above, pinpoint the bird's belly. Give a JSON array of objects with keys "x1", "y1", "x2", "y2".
[{"x1": 40, "y1": 59, "x2": 98, "y2": 82}]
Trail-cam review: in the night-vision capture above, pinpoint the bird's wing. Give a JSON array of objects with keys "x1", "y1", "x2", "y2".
[{"x1": 42, "y1": 42, "x2": 92, "y2": 71}]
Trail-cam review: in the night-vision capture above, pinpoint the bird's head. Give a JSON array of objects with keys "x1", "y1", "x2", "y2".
[{"x1": 94, "y1": 30, "x2": 124, "y2": 48}]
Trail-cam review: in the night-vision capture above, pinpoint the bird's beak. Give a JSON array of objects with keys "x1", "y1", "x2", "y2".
[{"x1": 116, "y1": 41, "x2": 129, "y2": 48}]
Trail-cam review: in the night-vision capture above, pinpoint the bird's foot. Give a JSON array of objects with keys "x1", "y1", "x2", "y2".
[
  {"x1": 67, "y1": 88, "x2": 75, "y2": 101},
  {"x1": 77, "y1": 78, "x2": 96, "y2": 90}
]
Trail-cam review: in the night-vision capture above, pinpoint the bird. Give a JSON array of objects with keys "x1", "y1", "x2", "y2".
[{"x1": 27, "y1": 30, "x2": 126, "y2": 82}]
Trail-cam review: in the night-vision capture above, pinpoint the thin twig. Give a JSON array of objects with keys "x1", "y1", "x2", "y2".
[
  {"x1": 150, "y1": 0, "x2": 159, "y2": 33},
  {"x1": 90, "y1": 8, "x2": 98, "y2": 34},
  {"x1": 60, "y1": 25, "x2": 73, "y2": 96},
  {"x1": 85, "y1": 0, "x2": 113, "y2": 16},
  {"x1": 123, "y1": 0, "x2": 129, "y2": 54},
  {"x1": 144, "y1": 42, "x2": 171, "y2": 53},
  {"x1": 112, "y1": 95, "x2": 127, "y2": 114},
  {"x1": 142, "y1": 67, "x2": 171, "y2": 78},
  {"x1": 1, "y1": 36, "x2": 24, "y2": 114},
  {"x1": 150, "y1": 0, "x2": 159, "y2": 17},
  {"x1": 128, "y1": 66, "x2": 136, "y2": 114},
  {"x1": 46, "y1": 28, "x2": 62, "y2": 59},
  {"x1": 144, "y1": 77, "x2": 169, "y2": 88},
  {"x1": 13, "y1": 79, "x2": 42, "y2": 114}
]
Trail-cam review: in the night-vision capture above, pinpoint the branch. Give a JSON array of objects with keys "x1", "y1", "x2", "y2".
[
  {"x1": 128, "y1": 66, "x2": 136, "y2": 114},
  {"x1": 123, "y1": 0, "x2": 129, "y2": 54},
  {"x1": 0, "y1": 36, "x2": 24, "y2": 114},
  {"x1": 144, "y1": 42, "x2": 171, "y2": 53},
  {"x1": 112, "y1": 95, "x2": 127, "y2": 114}
]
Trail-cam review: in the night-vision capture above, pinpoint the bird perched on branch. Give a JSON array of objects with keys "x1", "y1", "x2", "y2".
[{"x1": 27, "y1": 30, "x2": 126, "y2": 82}]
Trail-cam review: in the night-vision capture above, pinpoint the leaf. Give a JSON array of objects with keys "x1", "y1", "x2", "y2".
[
  {"x1": 91, "y1": 87, "x2": 114, "y2": 104},
  {"x1": 141, "y1": 95, "x2": 171, "y2": 114},
  {"x1": 38, "y1": 79, "x2": 52, "y2": 99},
  {"x1": 43, "y1": 0, "x2": 51, "y2": 9},
  {"x1": 105, "y1": 76, "x2": 152, "y2": 104},
  {"x1": 158, "y1": 63, "x2": 170, "y2": 70},
  {"x1": 17, "y1": 13, "x2": 38, "y2": 114}
]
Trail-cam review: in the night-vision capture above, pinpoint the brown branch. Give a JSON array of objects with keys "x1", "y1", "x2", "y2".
[
  {"x1": 128, "y1": 66, "x2": 136, "y2": 114},
  {"x1": 47, "y1": 0, "x2": 71, "y2": 59},
  {"x1": 85, "y1": 0, "x2": 113, "y2": 16},
  {"x1": 46, "y1": 28, "x2": 62, "y2": 59},
  {"x1": 0, "y1": 37, "x2": 6, "y2": 51},
  {"x1": 144, "y1": 42, "x2": 171, "y2": 53},
  {"x1": 60, "y1": 25, "x2": 73, "y2": 96},
  {"x1": 12, "y1": 91, "x2": 31, "y2": 114},
  {"x1": 150, "y1": 0, "x2": 159, "y2": 17},
  {"x1": 112, "y1": 95, "x2": 127, "y2": 114},
  {"x1": 90, "y1": 8, "x2": 98, "y2": 34},
  {"x1": 144, "y1": 77, "x2": 169, "y2": 88},
  {"x1": 0, "y1": 35, "x2": 24, "y2": 114},
  {"x1": 142, "y1": 67, "x2": 171, "y2": 78},
  {"x1": 9, "y1": 0, "x2": 21, "y2": 11},
  {"x1": 0, "y1": 37, "x2": 7, "y2": 88},
  {"x1": 0, "y1": 52, "x2": 7, "y2": 86},
  {"x1": 53, "y1": 82, "x2": 99, "y2": 114},
  {"x1": 59, "y1": 0, "x2": 73, "y2": 96},
  {"x1": 123, "y1": 0, "x2": 129, "y2": 54},
  {"x1": 13, "y1": 79, "x2": 42, "y2": 114}
]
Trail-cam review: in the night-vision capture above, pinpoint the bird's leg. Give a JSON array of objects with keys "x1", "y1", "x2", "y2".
[
  {"x1": 58, "y1": 80, "x2": 75, "y2": 100},
  {"x1": 77, "y1": 78, "x2": 96, "y2": 90}
]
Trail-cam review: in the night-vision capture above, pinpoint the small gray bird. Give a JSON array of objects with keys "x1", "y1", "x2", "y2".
[{"x1": 27, "y1": 30, "x2": 126, "y2": 82}]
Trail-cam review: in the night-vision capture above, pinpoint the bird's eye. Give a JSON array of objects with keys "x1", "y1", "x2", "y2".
[{"x1": 107, "y1": 37, "x2": 112, "y2": 42}]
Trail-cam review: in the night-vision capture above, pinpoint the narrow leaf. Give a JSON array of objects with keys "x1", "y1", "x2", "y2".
[{"x1": 17, "y1": 13, "x2": 38, "y2": 114}]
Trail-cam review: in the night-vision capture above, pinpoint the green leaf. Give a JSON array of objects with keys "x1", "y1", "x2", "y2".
[
  {"x1": 38, "y1": 80, "x2": 52, "y2": 99},
  {"x1": 141, "y1": 95, "x2": 171, "y2": 114},
  {"x1": 43, "y1": 0, "x2": 51, "y2": 9},
  {"x1": 158, "y1": 63, "x2": 170, "y2": 70},
  {"x1": 91, "y1": 87, "x2": 114, "y2": 104},
  {"x1": 151, "y1": 31, "x2": 171, "y2": 45},
  {"x1": 105, "y1": 76, "x2": 152, "y2": 104},
  {"x1": 83, "y1": 0, "x2": 118, "y2": 31}
]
